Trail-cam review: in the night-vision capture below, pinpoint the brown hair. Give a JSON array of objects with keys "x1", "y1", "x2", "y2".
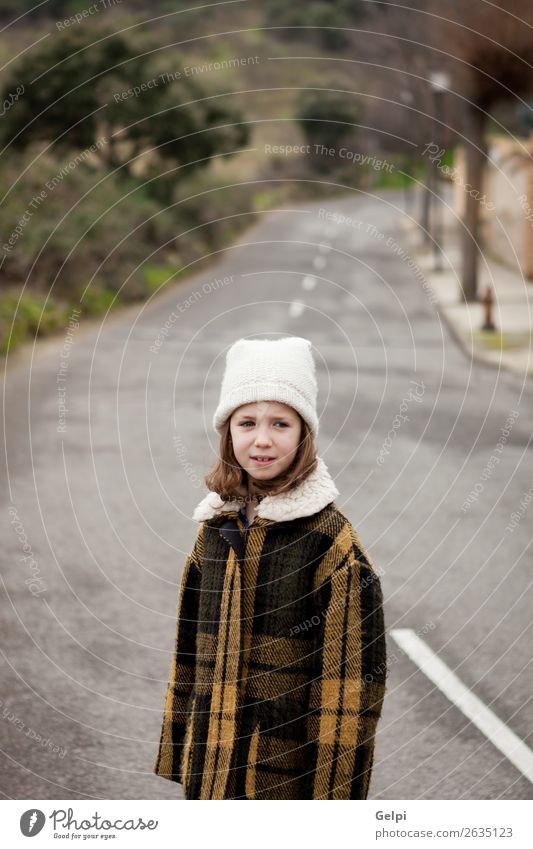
[{"x1": 204, "y1": 413, "x2": 318, "y2": 503}]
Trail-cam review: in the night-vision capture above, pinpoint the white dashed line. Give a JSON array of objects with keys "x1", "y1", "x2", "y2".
[
  {"x1": 313, "y1": 255, "x2": 326, "y2": 270},
  {"x1": 391, "y1": 628, "x2": 533, "y2": 783},
  {"x1": 302, "y1": 275, "x2": 317, "y2": 291},
  {"x1": 288, "y1": 301, "x2": 305, "y2": 318}
]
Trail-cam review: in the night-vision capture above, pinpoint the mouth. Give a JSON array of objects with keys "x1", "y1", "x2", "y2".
[{"x1": 250, "y1": 456, "x2": 277, "y2": 465}]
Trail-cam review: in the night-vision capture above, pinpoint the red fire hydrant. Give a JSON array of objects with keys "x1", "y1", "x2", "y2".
[{"x1": 481, "y1": 285, "x2": 496, "y2": 331}]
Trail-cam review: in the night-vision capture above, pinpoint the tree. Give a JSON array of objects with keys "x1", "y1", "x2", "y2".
[
  {"x1": 369, "y1": 0, "x2": 533, "y2": 301},
  {"x1": 0, "y1": 26, "x2": 249, "y2": 201},
  {"x1": 0, "y1": 0, "x2": 72, "y2": 18},
  {"x1": 363, "y1": 2, "x2": 457, "y2": 247},
  {"x1": 434, "y1": 0, "x2": 533, "y2": 301},
  {"x1": 1, "y1": 27, "x2": 133, "y2": 153}
]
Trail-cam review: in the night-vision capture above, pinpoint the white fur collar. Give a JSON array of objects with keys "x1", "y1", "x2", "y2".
[{"x1": 192, "y1": 456, "x2": 339, "y2": 523}]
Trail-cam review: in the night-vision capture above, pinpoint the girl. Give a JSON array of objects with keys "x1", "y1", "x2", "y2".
[{"x1": 154, "y1": 336, "x2": 387, "y2": 800}]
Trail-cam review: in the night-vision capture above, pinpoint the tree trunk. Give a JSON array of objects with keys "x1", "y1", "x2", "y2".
[{"x1": 461, "y1": 105, "x2": 486, "y2": 302}]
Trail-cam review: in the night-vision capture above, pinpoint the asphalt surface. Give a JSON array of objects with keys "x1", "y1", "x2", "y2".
[{"x1": 1, "y1": 188, "x2": 531, "y2": 800}]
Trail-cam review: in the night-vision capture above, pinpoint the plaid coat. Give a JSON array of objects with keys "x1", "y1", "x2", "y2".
[{"x1": 153, "y1": 457, "x2": 387, "y2": 799}]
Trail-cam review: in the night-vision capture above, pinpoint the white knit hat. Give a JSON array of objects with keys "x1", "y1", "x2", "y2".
[{"x1": 213, "y1": 336, "x2": 319, "y2": 438}]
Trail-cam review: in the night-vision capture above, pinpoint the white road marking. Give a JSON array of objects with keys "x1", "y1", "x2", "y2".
[
  {"x1": 318, "y1": 242, "x2": 331, "y2": 253},
  {"x1": 302, "y1": 275, "x2": 317, "y2": 291},
  {"x1": 289, "y1": 300, "x2": 305, "y2": 317},
  {"x1": 313, "y1": 255, "x2": 326, "y2": 270},
  {"x1": 390, "y1": 628, "x2": 533, "y2": 783}
]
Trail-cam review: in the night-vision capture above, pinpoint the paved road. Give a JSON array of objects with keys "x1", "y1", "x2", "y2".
[{"x1": 1, "y1": 189, "x2": 531, "y2": 799}]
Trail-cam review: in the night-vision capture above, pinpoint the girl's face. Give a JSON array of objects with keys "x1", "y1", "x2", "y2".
[{"x1": 229, "y1": 401, "x2": 302, "y2": 482}]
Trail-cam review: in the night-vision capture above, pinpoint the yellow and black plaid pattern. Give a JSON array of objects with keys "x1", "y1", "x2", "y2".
[{"x1": 154, "y1": 503, "x2": 387, "y2": 799}]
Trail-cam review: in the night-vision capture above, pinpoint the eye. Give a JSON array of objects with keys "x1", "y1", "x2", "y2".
[{"x1": 238, "y1": 420, "x2": 288, "y2": 427}]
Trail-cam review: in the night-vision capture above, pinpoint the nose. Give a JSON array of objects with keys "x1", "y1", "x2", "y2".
[{"x1": 254, "y1": 425, "x2": 272, "y2": 447}]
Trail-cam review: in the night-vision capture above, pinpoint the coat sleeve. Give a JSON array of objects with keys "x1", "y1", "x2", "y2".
[
  {"x1": 153, "y1": 524, "x2": 204, "y2": 783},
  {"x1": 307, "y1": 526, "x2": 387, "y2": 799}
]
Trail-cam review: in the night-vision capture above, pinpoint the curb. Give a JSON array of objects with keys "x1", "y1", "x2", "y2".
[{"x1": 399, "y1": 217, "x2": 533, "y2": 380}]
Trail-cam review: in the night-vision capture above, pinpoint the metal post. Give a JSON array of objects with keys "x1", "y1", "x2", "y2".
[{"x1": 429, "y1": 71, "x2": 451, "y2": 272}]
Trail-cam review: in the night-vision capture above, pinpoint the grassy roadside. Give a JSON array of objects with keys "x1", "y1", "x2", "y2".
[{"x1": 0, "y1": 164, "x2": 420, "y2": 359}]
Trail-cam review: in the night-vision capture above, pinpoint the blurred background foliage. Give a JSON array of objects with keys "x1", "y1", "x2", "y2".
[{"x1": 0, "y1": 0, "x2": 532, "y2": 351}]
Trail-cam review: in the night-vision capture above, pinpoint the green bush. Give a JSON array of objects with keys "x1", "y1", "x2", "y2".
[
  {"x1": 263, "y1": 0, "x2": 366, "y2": 48},
  {"x1": 80, "y1": 285, "x2": 119, "y2": 316},
  {"x1": 0, "y1": 152, "x2": 177, "y2": 301},
  {"x1": 173, "y1": 171, "x2": 258, "y2": 255},
  {"x1": 295, "y1": 87, "x2": 362, "y2": 171},
  {"x1": 141, "y1": 264, "x2": 181, "y2": 294},
  {"x1": 0, "y1": 290, "x2": 69, "y2": 353}
]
